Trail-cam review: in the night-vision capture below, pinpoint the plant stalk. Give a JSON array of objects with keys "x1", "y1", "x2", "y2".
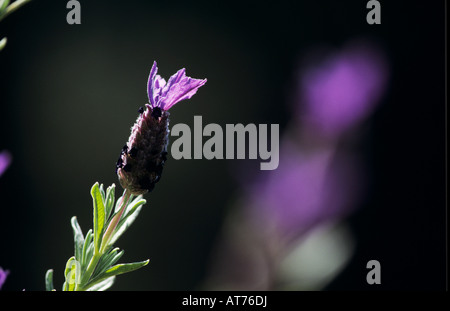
[
  {"x1": 0, "y1": 0, "x2": 32, "y2": 23},
  {"x1": 100, "y1": 189, "x2": 132, "y2": 253},
  {"x1": 76, "y1": 189, "x2": 132, "y2": 290}
]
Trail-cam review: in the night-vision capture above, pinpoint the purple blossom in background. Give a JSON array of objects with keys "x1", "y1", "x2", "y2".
[
  {"x1": 247, "y1": 139, "x2": 363, "y2": 241},
  {"x1": 0, "y1": 267, "x2": 9, "y2": 290},
  {"x1": 246, "y1": 41, "x2": 388, "y2": 241},
  {"x1": 205, "y1": 40, "x2": 389, "y2": 290},
  {"x1": 1, "y1": 151, "x2": 12, "y2": 290},
  {"x1": 147, "y1": 61, "x2": 207, "y2": 111},
  {"x1": 0, "y1": 150, "x2": 12, "y2": 177},
  {"x1": 298, "y1": 42, "x2": 388, "y2": 137}
]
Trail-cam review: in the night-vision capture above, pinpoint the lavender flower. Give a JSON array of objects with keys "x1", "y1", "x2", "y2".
[
  {"x1": 247, "y1": 139, "x2": 362, "y2": 240},
  {"x1": 0, "y1": 267, "x2": 9, "y2": 290},
  {"x1": 298, "y1": 42, "x2": 388, "y2": 137},
  {"x1": 205, "y1": 41, "x2": 389, "y2": 290},
  {"x1": 0, "y1": 150, "x2": 12, "y2": 177},
  {"x1": 117, "y1": 61, "x2": 206, "y2": 195}
]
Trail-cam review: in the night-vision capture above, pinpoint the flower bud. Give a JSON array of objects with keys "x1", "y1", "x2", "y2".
[{"x1": 116, "y1": 61, "x2": 206, "y2": 195}]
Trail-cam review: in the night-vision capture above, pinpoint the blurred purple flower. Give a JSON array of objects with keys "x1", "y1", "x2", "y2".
[
  {"x1": 298, "y1": 42, "x2": 388, "y2": 137},
  {"x1": 205, "y1": 40, "x2": 388, "y2": 290},
  {"x1": 0, "y1": 267, "x2": 9, "y2": 290},
  {"x1": 247, "y1": 140, "x2": 363, "y2": 241},
  {"x1": 205, "y1": 139, "x2": 363, "y2": 290},
  {"x1": 147, "y1": 61, "x2": 207, "y2": 111},
  {"x1": 0, "y1": 150, "x2": 12, "y2": 177}
]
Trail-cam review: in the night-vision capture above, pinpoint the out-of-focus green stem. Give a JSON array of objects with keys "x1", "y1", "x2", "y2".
[
  {"x1": 0, "y1": 37, "x2": 6, "y2": 51},
  {"x1": 0, "y1": 0, "x2": 31, "y2": 23}
]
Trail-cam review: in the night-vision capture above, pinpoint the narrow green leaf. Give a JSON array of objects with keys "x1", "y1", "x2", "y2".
[
  {"x1": 45, "y1": 269, "x2": 54, "y2": 291},
  {"x1": 0, "y1": 0, "x2": 31, "y2": 23},
  {"x1": 123, "y1": 196, "x2": 146, "y2": 219},
  {"x1": 85, "y1": 259, "x2": 149, "y2": 289},
  {"x1": 108, "y1": 249, "x2": 124, "y2": 267},
  {"x1": 71, "y1": 216, "x2": 84, "y2": 262},
  {"x1": 105, "y1": 260, "x2": 149, "y2": 277},
  {"x1": 81, "y1": 229, "x2": 93, "y2": 270},
  {"x1": 91, "y1": 182, "x2": 106, "y2": 253},
  {"x1": 63, "y1": 257, "x2": 80, "y2": 291},
  {"x1": 0, "y1": 0, "x2": 10, "y2": 14},
  {"x1": 114, "y1": 192, "x2": 134, "y2": 214},
  {"x1": 90, "y1": 246, "x2": 113, "y2": 279},
  {"x1": 83, "y1": 242, "x2": 95, "y2": 274},
  {"x1": 92, "y1": 248, "x2": 124, "y2": 279},
  {"x1": 0, "y1": 37, "x2": 7, "y2": 51},
  {"x1": 104, "y1": 184, "x2": 116, "y2": 222},
  {"x1": 108, "y1": 198, "x2": 146, "y2": 246},
  {"x1": 71, "y1": 216, "x2": 84, "y2": 238},
  {"x1": 99, "y1": 183, "x2": 106, "y2": 201},
  {"x1": 64, "y1": 257, "x2": 75, "y2": 278},
  {"x1": 86, "y1": 276, "x2": 115, "y2": 291}
]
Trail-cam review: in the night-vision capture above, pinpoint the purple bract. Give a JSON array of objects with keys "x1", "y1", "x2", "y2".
[{"x1": 147, "y1": 61, "x2": 207, "y2": 111}]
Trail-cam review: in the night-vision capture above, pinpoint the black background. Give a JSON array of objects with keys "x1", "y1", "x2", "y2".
[{"x1": 0, "y1": 0, "x2": 446, "y2": 291}]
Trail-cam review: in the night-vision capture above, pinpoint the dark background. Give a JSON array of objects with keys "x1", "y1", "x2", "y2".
[{"x1": 0, "y1": 0, "x2": 446, "y2": 291}]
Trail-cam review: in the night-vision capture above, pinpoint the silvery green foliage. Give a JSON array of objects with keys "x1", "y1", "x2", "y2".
[
  {"x1": 0, "y1": 0, "x2": 32, "y2": 51},
  {"x1": 45, "y1": 183, "x2": 148, "y2": 291}
]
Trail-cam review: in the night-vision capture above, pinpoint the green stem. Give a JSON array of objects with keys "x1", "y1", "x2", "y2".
[
  {"x1": 76, "y1": 189, "x2": 132, "y2": 291},
  {"x1": 0, "y1": 37, "x2": 6, "y2": 51},
  {"x1": 100, "y1": 189, "x2": 132, "y2": 253},
  {"x1": 76, "y1": 251, "x2": 101, "y2": 291},
  {"x1": 0, "y1": 0, "x2": 32, "y2": 23}
]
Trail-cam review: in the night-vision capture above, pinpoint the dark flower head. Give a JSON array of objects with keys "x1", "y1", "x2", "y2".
[{"x1": 117, "y1": 61, "x2": 206, "y2": 195}]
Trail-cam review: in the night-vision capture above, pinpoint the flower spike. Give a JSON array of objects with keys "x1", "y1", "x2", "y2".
[{"x1": 117, "y1": 61, "x2": 206, "y2": 195}]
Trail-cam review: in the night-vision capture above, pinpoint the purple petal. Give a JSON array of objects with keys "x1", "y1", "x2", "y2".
[
  {"x1": 146, "y1": 61, "x2": 206, "y2": 111},
  {"x1": 155, "y1": 75, "x2": 166, "y2": 89},
  {"x1": 152, "y1": 75, "x2": 166, "y2": 108},
  {"x1": 246, "y1": 140, "x2": 362, "y2": 239},
  {"x1": 299, "y1": 43, "x2": 388, "y2": 136},
  {"x1": 159, "y1": 73, "x2": 207, "y2": 110},
  {"x1": 147, "y1": 61, "x2": 159, "y2": 107},
  {"x1": 0, "y1": 150, "x2": 12, "y2": 177},
  {"x1": 0, "y1": 267, "x2": 9, "y2": 290}
]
